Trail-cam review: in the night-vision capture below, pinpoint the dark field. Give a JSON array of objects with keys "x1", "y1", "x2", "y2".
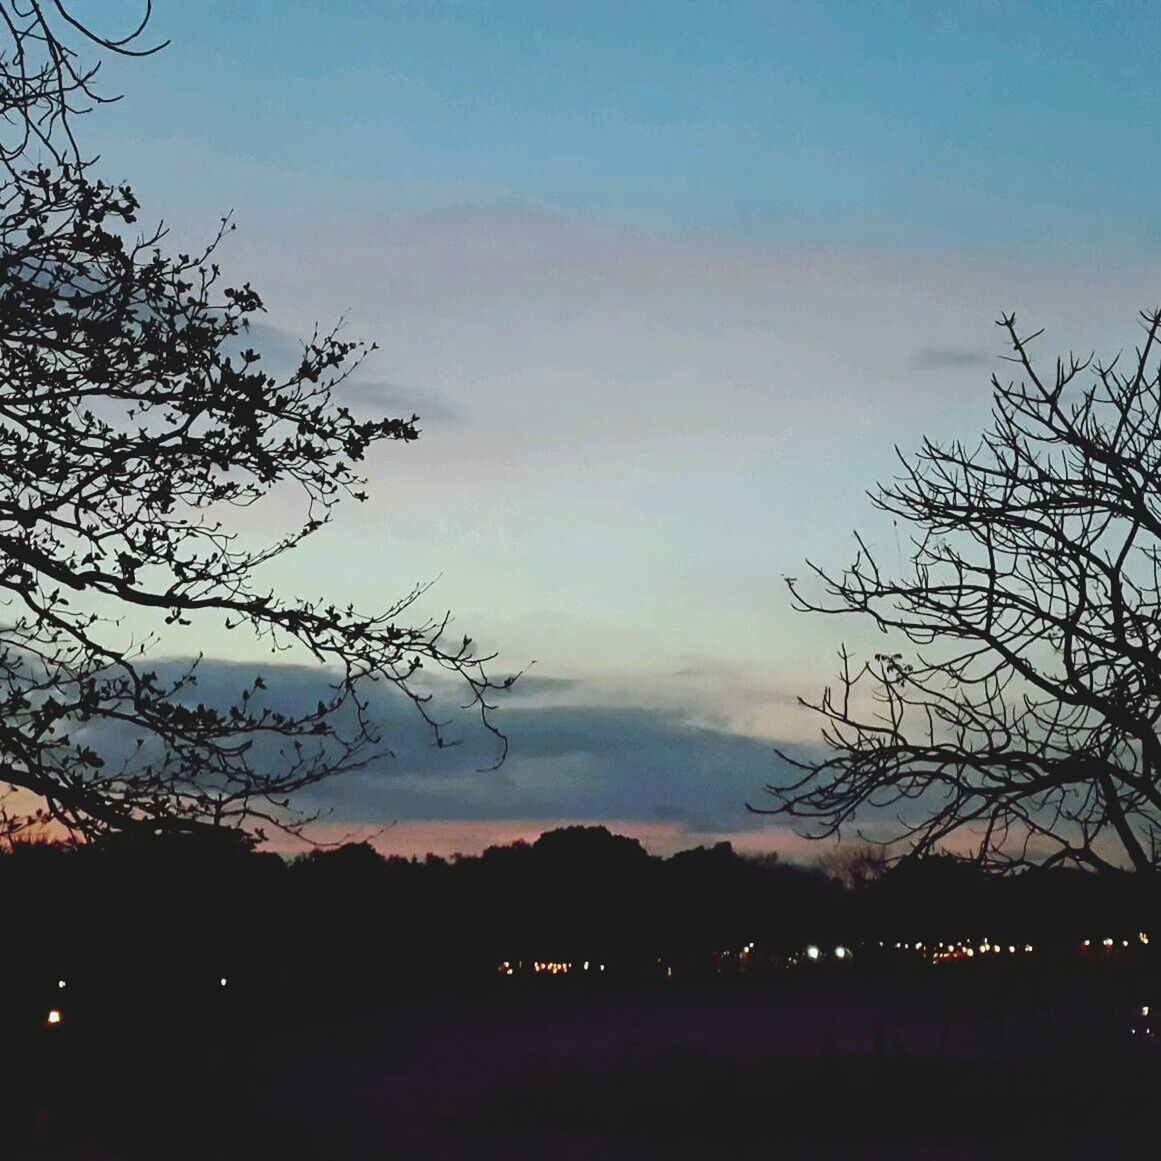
[{"x1": 10, "y1": 969, "x2": 1161, "y2": 1159}]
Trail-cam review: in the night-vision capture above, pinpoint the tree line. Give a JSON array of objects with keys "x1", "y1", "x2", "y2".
[{"x1": 1, "y1": 825, "x2": 1154, "y2": 1008}]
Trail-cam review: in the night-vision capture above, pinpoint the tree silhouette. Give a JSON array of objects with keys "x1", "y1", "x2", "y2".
[
  {"x1": 816, "y1": 841, "x2": 887, "y2": 891},
  {"x1": 0, "y1": 4, "x2": 508, "y2": 843},
  {"x1": 0, "y1": 2, "x2": 167, "y2": 178},
  {"x1": 764, "y1": 312, "x2": 1161, "y2": 873}
]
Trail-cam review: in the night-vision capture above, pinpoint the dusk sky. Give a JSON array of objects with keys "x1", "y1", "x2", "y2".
[{"x1": 69, "y1": 1, "x2": 1161, "y2": 858}]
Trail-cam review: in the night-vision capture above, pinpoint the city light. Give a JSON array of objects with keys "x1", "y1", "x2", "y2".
[
  {"x1": 46, "y1": 1009, "x2": 62, "y2": 1026},
  {"x1": 490, "y1": 926, "x2": 1134, "y2": 984}
]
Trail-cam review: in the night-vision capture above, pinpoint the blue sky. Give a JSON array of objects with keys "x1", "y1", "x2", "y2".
[
  {"x1": 86, "y1": 1, "x2": 1161, "y2": 249},
  {"x1": 61, "y1": 1, "x2": 1161, "y2": 857}
]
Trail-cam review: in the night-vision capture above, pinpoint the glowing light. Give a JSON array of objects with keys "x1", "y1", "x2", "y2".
[
  {"x1": 46, "y1": 1009, "x2": 61, "y2": 1026},
  {"x1": 834, "y1": 946, "x2": 848, "y2": 960},
  {"x1": 1083, "y1": 939, "x2": 1091, "y2": 947},
  {"x1": 583, "y1": 961, "x2": 590, "y2": 971},
  {"x1": 1123, "y1": 940, "x2": 1129, "y2": 948},
  {"x1": 1142, "y1": 1005, "x2": 1150, "y2": 1017},
  {"x1": 1024, "y1": 944, "x2": 1033, "y2": 953},
  {"x1": 966, "y1": 948, "x2": 974, "y2": 957},
  {"x1": 1008, "y1": 946, "x2": 1015, "y2": 954},
  {"x1": 806, "y1": 946, "x2": 820, "y2": 960},
  {"x1": 1103, "y1": 938, "x2": 1114, "y2": 947},
  {"x1": 219, "y1": 977, "x2": 228, "y2": 987},
  {"x1": 1139, "y1": 932, "x2": 1150, "y2": 945},
  {"x1": 57, "y1": 979, "x2": 66, "y2": 990},
  {"x1": 505, "y1": 968, "x2": 513, "y2": 976}
]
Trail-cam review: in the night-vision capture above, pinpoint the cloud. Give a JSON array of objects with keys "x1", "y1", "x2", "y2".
[
  {"x1": 223, "y1": 322, "x2": 461, "y2": 425},
  {"x1": 495, "y1": 674, "x2": 579, "y2": 698},
  {"x1": 912, "y1": 345, "x2": 993, "y2": 369},
  {"x1": 304, "y1": 699, "x2": 805, "y2": 835},
  {"x1": 335, "y1": 379, "x2": 462, "y2": 425},
  {"x1": 56, "y1": 657, "x2": 1091, "y2": 865},
  {"x1": 100, "y1": 657, "x2": 1105, "y2": 867},
  {"x1": 70, "y1": 656, "x2": 809, "y2": 839}
]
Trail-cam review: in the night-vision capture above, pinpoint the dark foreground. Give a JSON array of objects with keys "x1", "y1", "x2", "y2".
[{"x1": 5, "y1": 970, "x2": 1160, "y2": 1159}]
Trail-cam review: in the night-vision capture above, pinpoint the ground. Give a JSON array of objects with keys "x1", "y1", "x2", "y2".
[{"x1": 12, "y1": 969, "x2": 1160, "y2": 1158}]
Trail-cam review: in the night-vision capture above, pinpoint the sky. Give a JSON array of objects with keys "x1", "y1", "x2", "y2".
[{"x1": 55, "y1": 1, "x2": 1161, "y2": 858}]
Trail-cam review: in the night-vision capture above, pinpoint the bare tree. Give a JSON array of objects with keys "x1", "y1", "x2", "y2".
[
  {"x1": 0, "y1": 1, "x2": 165, "y2": 175},
  {"x1": 816, "y1": 841, "x2": 887, "y2": 891},
  {"x1": 761, "y1": 310, "x2": 1161, "y2": 874},
  {"x1": 0, "y1": 4, "x2": 511, "y2": 843}
]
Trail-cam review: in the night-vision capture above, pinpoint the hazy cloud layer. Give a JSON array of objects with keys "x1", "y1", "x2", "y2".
[
  {"x1": 194, "y1": 207, "x2": 1161, "y2": 746},
  {"x1": 337, "y1": 379, "x2": 462, "y2": 426},
  {"x1": 912, "y1": 345, "x2": 992, "y2": 369},
  {"x1": 224, "y1": 322, "x2": 461, "y2": 427},
  {"x1": 103, "y1": 657, "x2": 808, "y2": 844}
]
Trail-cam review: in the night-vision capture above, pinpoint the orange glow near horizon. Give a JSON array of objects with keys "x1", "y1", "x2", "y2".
[
  {"x1": 1, "y1": 781, "x2": 1136, "y2": 872},
  {"x1": 258, "y1": 818, "x2": 826, "y2": 861}
]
